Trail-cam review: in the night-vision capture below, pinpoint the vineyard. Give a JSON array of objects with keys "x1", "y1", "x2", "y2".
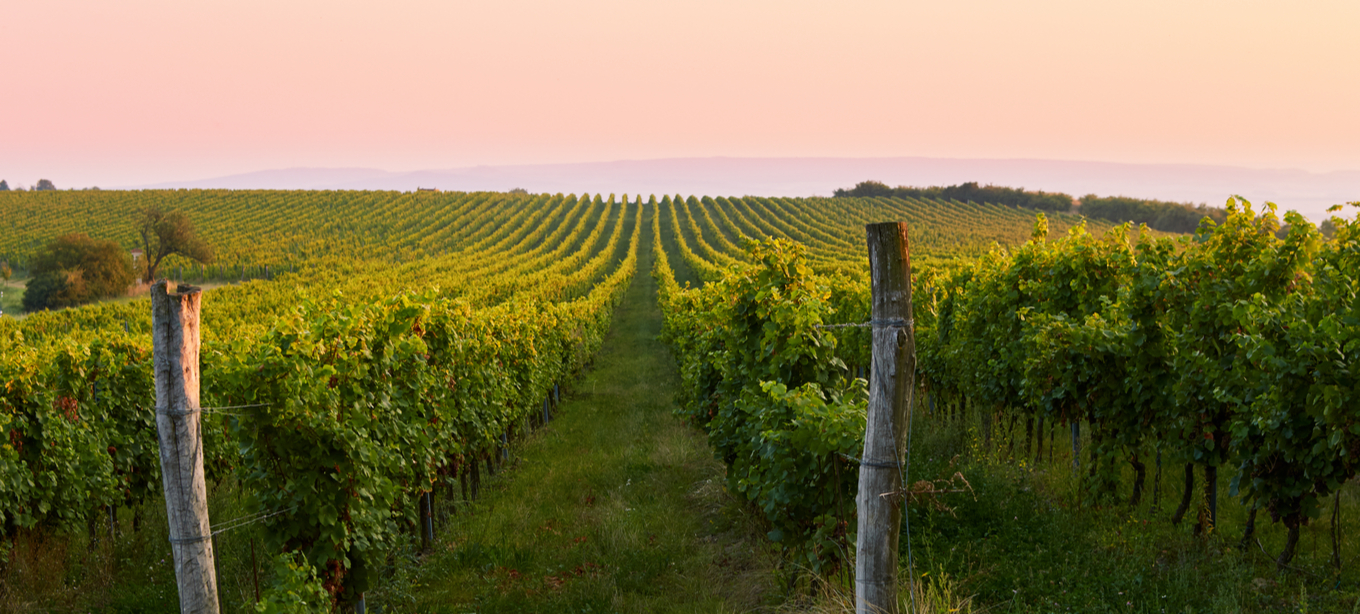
[
  {"x1": 654, "y1": 194, "x2": 1360, "y2": 610},
  {"x1": 3, "y1": 188, "x2": 1360, "y2": 612},
  {"x1": 1, "y1": 190, "x2": 646, "y2": 609}
]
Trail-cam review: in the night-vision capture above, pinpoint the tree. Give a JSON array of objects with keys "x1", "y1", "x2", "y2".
[
  {"x1": 34, "y1": 179, "x2": 56, "y2": 191},
  {"x1": 0, "y1": 180, "x2": 9, "y2": 191},
  {"x1": 834, "y1": 180, "x2": 1076, "y2": 211},
  {"x1": 833, "y1": 180, "x2": 893, "y2": 198},
  {"x1": 22, "y1": 233, "x2": 135, "y2": 311},
  {"x1": 1078, "y1": 195, "x2": 1227, "y2": 234},
  {"x1": 136, "y1": 206, "x2": 214, "y2": 283}
]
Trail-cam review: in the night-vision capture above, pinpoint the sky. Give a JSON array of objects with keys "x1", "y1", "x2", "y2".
[{"x1": 3, "y1": 0, "x2": 1359, "y2": 190}]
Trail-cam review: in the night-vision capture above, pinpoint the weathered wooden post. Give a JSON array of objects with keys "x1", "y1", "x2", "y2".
[
  {"x1": 856, "y1": 222, "x2": 915, "y2": 614},
  {"x1": 152, "y1": 281, "x2": 220, "y2": 614}
]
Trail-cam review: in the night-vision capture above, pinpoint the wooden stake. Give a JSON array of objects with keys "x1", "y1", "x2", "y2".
[
  {"x1": 420, "y1": 491, "x2": 434, "y2": 554},
  {"x1": 1332, "y1": 494, "x2": 1342, "y2": 572},
  {"x1": 1070, "y1": 421, "x2": 1081, "y2": 474},
  {"x1": 855, "y1": 222, "x2": 915, "y2": 614},
  {"x1": 251, "y1": 538, "x2": 260, "y2": 604},
  {"x1": 1153, "y1": 448, "x2": 1162, "y2": 512},
  {"x1": 470, "y1": 457, "x2": 481, "y2": 500},
  {"x1": 152, "y1": 281, "x2": 220, "y2": 614}
]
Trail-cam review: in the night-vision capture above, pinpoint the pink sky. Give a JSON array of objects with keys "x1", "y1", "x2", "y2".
[{"x1": 3, "y1": 0, "x2": 1358, "y2": 189}]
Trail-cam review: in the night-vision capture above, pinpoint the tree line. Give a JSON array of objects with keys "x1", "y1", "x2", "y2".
[
  {"x1": 835, "y1": 180, "x2": 1231, "y2": 234},
  {"x1": 1078, "y1": 194, "x2": 1227, "y2": 233},
  {"x1": 0, "y1": 179, "x2": 57, "y2": 191},
  {"x1": 834, "y1": 180, "x2": 1074, "y2": 212}
]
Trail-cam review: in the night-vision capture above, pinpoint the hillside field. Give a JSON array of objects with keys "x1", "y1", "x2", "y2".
[{"x1": 2, "y1": 189, "x2": 1357, "y2": 613}]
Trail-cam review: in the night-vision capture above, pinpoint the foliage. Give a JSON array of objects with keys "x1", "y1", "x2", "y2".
[
  {"x1": 657, "y1": 235, "x2": 864, "y2": 570},
  {"x1": 254, "y1": 552, "x2": 331, "y2": 614},
  {"x1": 1229, "y1": 202, "x2": 1360, "y2": 539},
  {"x1": 834, "y1": 181, "x2": 1074, "y2": 212},
  {"x1": 21, "y1": 232, "x2": 135, "y2": 311},
  {"x1": 34, "y1": 179, "x2": 56, "y2": 191},
  {"x1": 20, "y1": 273, "x2": 73, "y2": 312},
  {"x1": 1079, "y1": 193, "x2": 1227, "y2": 234},
  {"x1": 0, "y1": 192, "x2": 641, "y2": 602},
  {"x1": 753, "y1": 380, "x2": 866, "y2": 564},
  {"x1": 135, "y1": 205, "x2": 215, "y2": 283},
  {"x1": 660, "y1": 187, "x2": 1360, "y2": 570}
]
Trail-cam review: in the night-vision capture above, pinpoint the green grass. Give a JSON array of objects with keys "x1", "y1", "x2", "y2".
[
  {"x1": 0, "y1": 479, "x2": 288, "y2": 613},
  {"x1": 0, "y1": 276, "x2": 24, "y2": 317},
  {"x1": 890, "y1": 408, "x2": 1360, "y2": 613},
  {"x1": 383, "y1": 236, "x2": 784, "y2": 613}
]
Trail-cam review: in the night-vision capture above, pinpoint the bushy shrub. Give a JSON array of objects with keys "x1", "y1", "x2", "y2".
[{"x1": 21, "y1": 233, "x2": 134, "y2": 311}]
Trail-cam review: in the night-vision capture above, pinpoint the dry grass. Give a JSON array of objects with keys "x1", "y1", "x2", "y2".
[{"x1": 777, "y1": 567, "x2": 979, "y2": 614}]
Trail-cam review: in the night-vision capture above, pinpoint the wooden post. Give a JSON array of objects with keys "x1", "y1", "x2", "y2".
[
  {"x1": 152, "y1": 281, "x2": 220, "y2": 614},
  {"x1": 856, "y1": 222, "x2": 915, "y2": 614},
  {"x1": 1071, "y1": 421, "x2": 1081, "y2": 474},
  {"x1": 251, "y1": 538, "x2": 260, "y2": 604},
  {"x1": 470, "y1": 458, "x2": 481, "y2": 500},
  {"x1": 420, "y1": 491, "x2": 434, "y2": 554},
  {"x1": 1152, "y1": 448, "x2": 1162, "y2": 511}
]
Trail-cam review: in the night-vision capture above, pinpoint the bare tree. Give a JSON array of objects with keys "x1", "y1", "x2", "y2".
[{"x1": 136, "y1": 206, "x2": 214, "y2": 283}]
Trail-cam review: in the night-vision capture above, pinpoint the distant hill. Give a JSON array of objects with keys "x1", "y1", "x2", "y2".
[{"x1": 122, "y1": 157, "x2": 1359, "y2": 223}]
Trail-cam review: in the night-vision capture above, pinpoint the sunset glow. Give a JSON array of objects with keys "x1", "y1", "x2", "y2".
[{"x1": 3, "y1": 0, "x2": 1358, "y2": 188}]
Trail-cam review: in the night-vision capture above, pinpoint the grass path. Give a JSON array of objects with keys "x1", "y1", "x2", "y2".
[
  {"x1": 0, "y1": 276, "x2": 26, "y2": 317},
  {"x1": 398, "y1": 234, "x2": 782, "y2": 613}
]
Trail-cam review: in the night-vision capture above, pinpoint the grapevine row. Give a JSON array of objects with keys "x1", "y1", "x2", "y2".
[{"x1": 656, "y1": 193, "x2": 1360, "y2": 570}]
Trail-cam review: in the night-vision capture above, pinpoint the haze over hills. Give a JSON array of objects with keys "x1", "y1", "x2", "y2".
[{"x1": 124, "y1": 157, "x2": 1360, "y2": 223}]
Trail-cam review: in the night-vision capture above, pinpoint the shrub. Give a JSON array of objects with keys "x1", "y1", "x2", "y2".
[{"x1": 22, "y1": 233, "x2": 134, "y2": 311}]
